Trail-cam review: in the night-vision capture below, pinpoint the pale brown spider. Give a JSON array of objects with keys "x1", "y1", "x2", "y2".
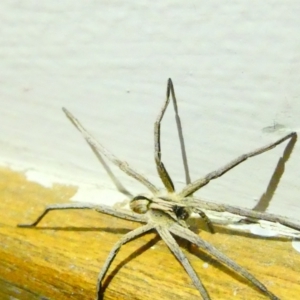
[{"x1": 18, "y1": 79, "x2": 299, "y2": 300}]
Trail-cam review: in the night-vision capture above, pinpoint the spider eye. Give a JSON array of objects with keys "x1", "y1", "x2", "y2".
[
  {"x1": 130, "y1": 195, "x2": 151, "y2": 214},
  {"x1": 173, "y1": 206, "x2": 190, "y2": 220}
]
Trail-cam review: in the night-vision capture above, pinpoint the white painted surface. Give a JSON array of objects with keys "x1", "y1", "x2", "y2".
[
  {"x1": 1, "y1": 2, "x2": 300, "y2": 221},
  {"x1": 292, "y1": 240, "x2": 300, "y2": 253}
]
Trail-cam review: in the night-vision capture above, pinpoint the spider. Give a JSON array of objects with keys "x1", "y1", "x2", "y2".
[{"x1": 18, "y1": 79, "x2": 299, "y2": 300}]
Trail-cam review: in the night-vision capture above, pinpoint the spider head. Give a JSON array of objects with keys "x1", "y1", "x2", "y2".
[
  {"x1": 172, "y1": 206, "x2": 190, "y2": 220},
  {"x1": 130, "y1": 194, "x2": 152, "y2": 214}
]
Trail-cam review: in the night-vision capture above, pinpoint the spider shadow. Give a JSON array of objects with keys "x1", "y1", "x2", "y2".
[
  {"x1": 97, "y1": 229, "x2": 257, "y2": 299},
  {"x1": 98, "y1": 225, "x2": 285, "y2": 299},
  {"x1": 175, "y1": 219, "x2": 294, "y2": 297},
  {"x1": 99, "y1": 232, "x2": 161, "y2": 299},
  {"x1": 26, "y1": 218, "x2": 292, "y2": 299},
  {"x1": 252, "y1": 132, "x2": 297, "y2": 213},
  {"x1": 21, "y1": 225, "x2": 135, "y2": 235},
  {"x1": 188, "y1": 133, "x2": 297, "y2": 240},
  {"x1": 176, "y1": 234, "x2": 274, "y2": 297}
]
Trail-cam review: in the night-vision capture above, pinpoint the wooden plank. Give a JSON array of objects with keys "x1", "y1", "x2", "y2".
[{"x1": 0, "y1": 166, "x2": 299, "y2": 300}]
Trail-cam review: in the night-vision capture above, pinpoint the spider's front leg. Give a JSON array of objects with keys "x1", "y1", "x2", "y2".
[
  {"x1": 95, "y1": 223, "x2": 154, "y2": 300},
  {"x1": 179, "y1": 132, "x2": 297, "y2": 198},
  {"x1": 17, "y1": 203, "x2": 146, "y2": 227}
]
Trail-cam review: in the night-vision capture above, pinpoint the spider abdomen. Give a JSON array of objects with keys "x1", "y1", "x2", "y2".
[{"x1": 130, "y1": 194, "x2": 151, "y2": 214}]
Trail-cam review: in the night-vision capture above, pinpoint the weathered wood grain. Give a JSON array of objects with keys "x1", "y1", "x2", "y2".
[{"x1": 0, "y1": 167, "x2": 299, "y2": 300}]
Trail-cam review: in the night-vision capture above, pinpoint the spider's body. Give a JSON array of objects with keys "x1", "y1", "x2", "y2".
[{"x1": 18, "y1": 79, "x2": 299, "y2": 300}]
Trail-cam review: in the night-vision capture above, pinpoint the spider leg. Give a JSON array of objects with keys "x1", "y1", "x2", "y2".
[
  {"x1": 179, "y1": 132, "x2": 297, "y2": 197},
  {"x1": 17, "y1": 203, "x2": 146, "y2": 227},
  {"x1": 170, "y1": 223, "x2": 280, "y2": 300},
  {"x1": 156, "y1": 225, "x2": 211, "y2": 300},
  {"x1": 189, "y1": 198, "x2": 300, "y2": 232},
  {"x1": 96, "y1": 223, "x2": 154, "y2": 299},
  {"x1": 154, "y1": 78, "x2": 175, "y2": 192},
  {"x1": 169, "y1": 79, "x2": 192, "y2": 186},
  {"x1": 88, "y1": 143, "x2": 133, "y2": 209},
  {"x1": 194, "y1": 208, "x2": 215, "y2": 233},
  {"x1": 62, "y1": 108, "x2": 159, "y2": 194},
  {"x1": 89, "y1": 143, "x2": 133, "y2": 198}
]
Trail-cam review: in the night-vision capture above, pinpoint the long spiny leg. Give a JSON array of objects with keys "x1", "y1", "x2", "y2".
[
  {"x1": 194, "y1": 208, "x2": 215, "y2": 233},
  {"x1": 170, "y1": 224, "x2": 280, "y2": 300},
  {"x1": 171, "y1": 81, "x2": 218, "y2": 235},
  {"x1": 171, "y1": 81, "x2": 211, "y2": 228},
  {"x1": 88, "y1": 142, "x2": 133, "y2": 209},
  {"x1": 154, "y1": 78, "x2": 175, "y2": 192},
  {"x1": 17, "y1": 203, "x2": 146, "y2": 227},
  {"x1": 96, "y1": 223, "x2": 154, "y2": 299},
  {"x1": 156, "y1": 225, "x2": 211, "y2": 300},
  {"x1": 179, "y1": 132, "x2": 297, "y2": 197},
  {"x1": 89, "y1": 143, "x2": 133, "y2": 198},
  {"x1": 62, "y1": 108, "x2": 159, "y2": 194},
  {"x1": 186, "y1": 198, "x2": 300, "y2": 232},
  {"x1": 169, "y1": 79, "x2": 192, "y2": 186}
]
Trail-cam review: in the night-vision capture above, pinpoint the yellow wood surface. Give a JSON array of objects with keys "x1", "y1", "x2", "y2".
[{"x1": 0, "y1": 166, "x2": 299, "y2": 300}]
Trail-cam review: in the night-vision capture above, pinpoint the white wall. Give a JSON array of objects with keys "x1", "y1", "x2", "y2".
[{"x1": 1, "y1": 1, "x2": 300, "y2": 220}]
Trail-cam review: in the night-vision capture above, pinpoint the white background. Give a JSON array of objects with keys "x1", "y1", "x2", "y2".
[{"x1": 1, "y1": 2, "x2": 299, "y2": 220}]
